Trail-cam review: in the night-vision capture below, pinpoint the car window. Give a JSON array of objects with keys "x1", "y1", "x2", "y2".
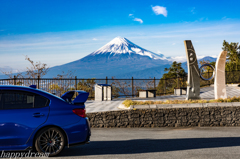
[
  {"x1": 2, "y1": 90, "x2": 49, "y2": 109},
  {"x1": 34, "y1": 95, "x2": 49, "y2": 108},
  {"x1": 3, "y1": 91, "x2": 34, "y2": 109}
]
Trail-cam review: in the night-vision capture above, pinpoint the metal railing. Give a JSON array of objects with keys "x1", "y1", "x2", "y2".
[{"x1": 0, "y1": 70, "x2": 239, "y2": 99}]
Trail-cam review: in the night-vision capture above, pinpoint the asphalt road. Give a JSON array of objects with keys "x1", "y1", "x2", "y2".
[
  {"x1": 54, "y1": 127, "x2": 240, "y2": 159},
  {"x1": 6, "y1": 127, "x2": 240, "y2": 159}
]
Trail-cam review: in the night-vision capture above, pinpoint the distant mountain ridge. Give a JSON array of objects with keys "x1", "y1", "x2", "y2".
[
  {"x1": 41, "y1": 37, "x2": 172, "y2": 78},
  {"x1": 117, "y1": 56, "x2": 217, "y2": 79},
  {"x1": 0, "y1": 37, "x2": 217, "y2": 79}
]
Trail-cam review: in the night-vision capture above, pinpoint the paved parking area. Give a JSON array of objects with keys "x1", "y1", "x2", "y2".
[
  {"x1": 57, "y1": 127, "x2": 240, "y2": 159},
  {"x1": 85, "y1": 86, "x2": 240, "y2": 113}
]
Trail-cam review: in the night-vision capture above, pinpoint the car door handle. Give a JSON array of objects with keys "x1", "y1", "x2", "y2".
[{"x1": 33, "y1": 113, "x2": 45, "y2": 117}]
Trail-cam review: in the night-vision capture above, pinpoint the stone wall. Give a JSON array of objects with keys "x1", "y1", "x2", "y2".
[{"x1": 87, "y1": 106, "x2": 240, "y2": 128}]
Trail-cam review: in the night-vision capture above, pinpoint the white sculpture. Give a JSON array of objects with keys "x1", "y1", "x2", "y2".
[{"x1": 214, "y1": 51, "x2": 228, "y2": 99}]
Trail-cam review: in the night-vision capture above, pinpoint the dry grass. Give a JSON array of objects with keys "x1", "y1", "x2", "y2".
[{"x1": 122, "y1": 96, "x2": 240, "y2": 108}]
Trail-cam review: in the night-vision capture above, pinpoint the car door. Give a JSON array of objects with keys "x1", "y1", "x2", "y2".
[{"x1": 0, "y1": 90, "x2": 50, "y2": 146}]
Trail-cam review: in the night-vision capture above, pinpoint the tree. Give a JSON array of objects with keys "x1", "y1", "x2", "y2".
[
  {"x1": 77, "y1": 79, "x2": 96, "y2": 98},
  {"x1": 162, "y1": 61, "x2": 187, "y2": 79},
  {"x1": 222, "y1": 40, "x2": 240, "y2": 83},
  {"x1": 25, "y1": 55, "x2": 49, "y2": 78},
  {"x1": 1, "y1": 55, "x2": 49, "y2": 79},
  {"x1": 198, "y1": 59, "x2": 215, "y2": 86},
  {"x1": 49, "y1": 71, "x2": 76, "y2": 96},
  {"x1": 199, "y1": 59, "x2": 216, "y2": 69},
  {"x1": 222, "y1": 40, "x2": 240, "y2": 71},
  {"x1": 156, "y1": 61, "x2": 187, "y2": 95}
]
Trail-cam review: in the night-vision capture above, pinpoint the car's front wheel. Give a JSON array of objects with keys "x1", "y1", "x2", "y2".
[{"x1": 35, "y1": 127, "x2": 66, "y2": 157}]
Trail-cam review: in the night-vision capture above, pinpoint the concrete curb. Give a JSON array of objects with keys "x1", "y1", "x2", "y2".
[{"x1": 130, "y1": 102, "x2": 240, "y2": 109}]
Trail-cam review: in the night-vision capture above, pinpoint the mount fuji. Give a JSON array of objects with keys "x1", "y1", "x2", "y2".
[
  {"x1": 0, "y1": 37, "x2": 217, "y2": 79},
  {"x1": 44, "y1": 37, "x2": 172, "y2": 78}
]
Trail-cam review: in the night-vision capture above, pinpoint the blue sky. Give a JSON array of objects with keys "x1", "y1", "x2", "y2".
[{"x1": 0, "y1": 0, "x2": 240, "y2": 72}]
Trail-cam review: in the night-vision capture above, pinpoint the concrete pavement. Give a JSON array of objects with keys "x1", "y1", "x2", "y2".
[{"x1": 85, "y1": 86, "x2": 240, "y2": 113}]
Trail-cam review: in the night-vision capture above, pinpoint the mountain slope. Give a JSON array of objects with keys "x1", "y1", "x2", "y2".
[
  {"x1": 44, "y1": 37, "x2": 171, "y2": 78},
  {"x1": 0, "y1": 37, "x2": 217, "y2": 79}
]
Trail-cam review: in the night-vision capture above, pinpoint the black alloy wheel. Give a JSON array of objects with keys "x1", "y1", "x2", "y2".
[{"x1": 35, "y1": 127, "x2": 66, "y2": 157}]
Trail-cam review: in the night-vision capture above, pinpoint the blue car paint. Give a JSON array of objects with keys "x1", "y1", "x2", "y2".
[
  {"x1": 61, "y1": 90, "x2": 89, "y2": 104},
  {"x1": 0, "y1": 85, "x2": 90, "y2": 151}
]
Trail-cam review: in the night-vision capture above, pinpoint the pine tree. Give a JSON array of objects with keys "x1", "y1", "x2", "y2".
[{"x1": 222, "y1": 40, "x2": 240, "y2": 71}]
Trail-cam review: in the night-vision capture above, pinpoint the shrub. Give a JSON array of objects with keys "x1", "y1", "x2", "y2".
[{"x1": 122, "y1": 96, "x2": 240, "y2": 107}]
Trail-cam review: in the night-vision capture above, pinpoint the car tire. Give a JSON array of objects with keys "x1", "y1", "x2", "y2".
[{"x1": 35, "y1": 127, "x2": 66, "y2": 157}]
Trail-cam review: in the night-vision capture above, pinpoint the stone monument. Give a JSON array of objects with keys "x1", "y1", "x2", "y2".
[
  {"x1": 184, "y1": 40, "x2": 201, "y2": 100},
  {"x1": 214, "y1": 51, "x2": 228, "y2": 99},
  {"x1": 95, "y1": 84, "x2": 112, "y2": 101}
]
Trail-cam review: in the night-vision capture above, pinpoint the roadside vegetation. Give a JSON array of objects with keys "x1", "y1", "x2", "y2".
[
  {"x1": 123, "y1": 96, "x2": 240, "y2": 108},
  {"x1": 156, "y1": 40, "x2": 240, "y2": 96}
]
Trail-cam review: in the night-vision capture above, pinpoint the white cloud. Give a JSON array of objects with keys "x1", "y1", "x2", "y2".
[
  {"x1": 152, "y1": 5, "x2": 167, "y2": 17},
  {"x1": 172, "y1": 43, "x2": 176, "y2": 45},
  {"x1": 134, "y1": 18, "x2": 143, "y2": 24},
  {"x1": 168, "y1": 55, "x2": 218, "y2": 63},
  {"x1": 92, "y1": 38, "x2": 98, "y2": 41},
  {"x1": 222, "y1": 16, "x2": 227, "y2": 19},
  {"x1": 191, "y1": 7, "x2": 196, "y2": 14},
  {"x1": 1, "y1": 21, "x2": 240, "y2": 70},
  {"x1": 168, "y1": 56, "x2": 187, "y2": 62},
  {"x1": 129, "y1": 14, "x2": 143, "y2": 24}
]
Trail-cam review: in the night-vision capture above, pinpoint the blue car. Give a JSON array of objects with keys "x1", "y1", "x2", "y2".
[{"x1": 0, "y1": 85, "x2": 91, "y2": 156}]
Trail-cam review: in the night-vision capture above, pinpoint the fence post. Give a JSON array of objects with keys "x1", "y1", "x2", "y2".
[
  {"x1": 75, "y1": 76, "x2": 77, "y2": 90},
  {"x1": 154, "y1": 77, "x2": 156, "y2": 89},
  {"x1": 179, "y1": 76, "x2": 181, "y2": 88},
  {"x1": 207, "y1": 70, "x2": 210, "y2": 86},
  {"x1": 37, "y1": 75, "x2": 40, "y2": 89},
  {"x1": 132, "y1": 77, "x2": 134, "y2": 97},
  {"x1": 164, "y1": 77, "x2": 166, "y2": 95},
  {"x1": 177, "y1": 76, "x2": 179, "y2": 88},
  {"x1": 106, "y1": 76, "x2": 108, "y2": 85},
  {"x1": 14, "y1": 75, "x2": 16, "y2": 85}
]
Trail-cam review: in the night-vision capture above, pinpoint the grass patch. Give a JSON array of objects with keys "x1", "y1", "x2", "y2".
[{"x1": 123, "y1": 96, "x2": 240, "y2": 108}]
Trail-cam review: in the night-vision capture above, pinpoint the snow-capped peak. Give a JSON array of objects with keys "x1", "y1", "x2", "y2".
[
  {"x1": 90, "y1": 37, "x2": 166, "y2": 60},
  {"x1": 107, "y1": 36, "x2": 129, "y2": 46}
]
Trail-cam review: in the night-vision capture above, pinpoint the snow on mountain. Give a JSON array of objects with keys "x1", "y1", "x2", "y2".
[
  {"x1": 38, "y1": 36, "x2": 172, "y2": 78},
  {"x1": 0, "y1": 36, "x2": 218, "y2": 79},
  {"x1": 90, "y1": 37, "x2": 167, "y2": 60}
]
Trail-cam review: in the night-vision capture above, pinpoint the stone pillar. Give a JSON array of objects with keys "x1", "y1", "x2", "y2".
[
  {"x1": 184, "y1": 40, "x2": 201, "y2": 100},
  {"x1": 103, "y1": 86, "x2": 112, "y2": 100},
  {"x1": 95, "y1": 84, "x2": 103, "y2": 101},
  {"x1": 214, "y1": 51, "x2": 228, "y2": 99},
  {"x1": 107, "y1": 86, "x2": 112, "y2": 100}
]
